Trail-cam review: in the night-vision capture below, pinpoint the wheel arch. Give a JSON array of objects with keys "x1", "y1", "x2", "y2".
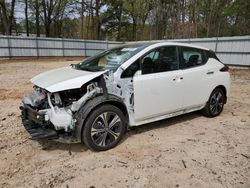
[
  {"x1": 202, "y1": 85, "x2": 227, "y2": 117},
  {"x1": 73, "y1": 95, "x2": 129, "y2": 142},
  {"x1": 212, "y1": 85, "x2": 227, "y2": 103}
]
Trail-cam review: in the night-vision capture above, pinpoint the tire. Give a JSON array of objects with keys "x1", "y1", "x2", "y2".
[
  {"x1": 202, "y1": 88, "x2": 225, "y2": 117},
  {"x1": 82, "y1": 104, "x2": 126, "y2": 151}
]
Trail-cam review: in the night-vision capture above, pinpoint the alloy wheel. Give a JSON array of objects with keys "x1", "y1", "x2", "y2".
[
  {"x1": 209, "y1": 91, "x2": 224, "y2": 115},
  {"x1": 91, "y1": 112, "x2": 122, "y2": 147}
]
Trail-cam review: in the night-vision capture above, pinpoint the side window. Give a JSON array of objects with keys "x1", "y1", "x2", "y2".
[
  {"x1": 181, "y1": 47, "x2": 207, "y2": 68},
  {"x1": 144, "y1": 50, "x2": 159, "y2": 61},
  {"x1": 121, "y1": 59, "x2": 140, "y2": 78},
  {"x1": 141, "y1": 46, "x2": 179, "y2": 75}
]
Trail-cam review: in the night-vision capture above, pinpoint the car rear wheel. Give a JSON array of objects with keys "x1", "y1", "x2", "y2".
[
  {"x1": 82, "y1": 104, "x2": 126, "y2": 151},
  {"x1": 202, "y1": 88, "x2": 225, "y2": 117}
]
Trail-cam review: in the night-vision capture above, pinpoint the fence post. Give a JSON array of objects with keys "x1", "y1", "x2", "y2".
[
  {"x1": 62, "y1": 38, "x2": 65, "y2": 57},
  {"x1": 106, "y1": 40, "x2": 109, "y2": 49},
  {"x1": 7, "y1": 35, "x2": 11, "y2": 59},
  {"x1": 215, "y1": 37, "x2": 218, "y2": 52},
  {"x1": 84, "y1": 40, "x2": 87, "y2": 57},
  {"x1": 36, "y1": 37, "x2": 39, "y2": 58}
]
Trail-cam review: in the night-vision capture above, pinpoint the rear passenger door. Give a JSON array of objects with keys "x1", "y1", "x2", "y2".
[{"x1": 180, "y1": 47, "x2": 210, "y2": 109}]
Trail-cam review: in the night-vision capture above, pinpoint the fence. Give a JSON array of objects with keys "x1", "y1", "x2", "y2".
[
  {"x1": 0, "y1": 35, "x2": 249, "y2": 67},
  {"x1": 0, "y1": 35, "x2": 123, "y2": 58},
  {"x1": 172, "y1": 36, "x2": 250, "y2": 67}
]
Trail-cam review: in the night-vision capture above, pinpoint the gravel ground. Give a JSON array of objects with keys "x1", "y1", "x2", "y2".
[{"x1": 0, "y1": 59, "x2": 249, "y2": 188}]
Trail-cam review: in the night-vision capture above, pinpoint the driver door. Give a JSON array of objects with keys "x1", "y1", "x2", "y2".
[{"x1": 133, "y1": 46, "x2": 184, "y2": 123}]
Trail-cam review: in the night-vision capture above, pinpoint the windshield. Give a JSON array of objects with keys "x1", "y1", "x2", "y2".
[{"x1": 76, "y1": 44, "x2": 148, "y2": 72}]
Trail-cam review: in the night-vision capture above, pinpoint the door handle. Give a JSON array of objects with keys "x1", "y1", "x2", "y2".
[
  {"x1": 207, "y1": 71, "x2": 214, "y2": 75},
  {"x1": 173, "y1": 76, "x2": 178, "y2": 81},
  {"x1": 173, "y1": 76, "x2": 183, "y2": 81}
]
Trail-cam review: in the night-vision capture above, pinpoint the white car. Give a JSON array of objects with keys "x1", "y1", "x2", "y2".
[{"x1": 21, "y1": 42, "x2": 231, "y2": 151}]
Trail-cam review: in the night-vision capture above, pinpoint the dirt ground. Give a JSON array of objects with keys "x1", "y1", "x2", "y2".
[{"x1": 0, "y1": 59, "x2": 249, "y2": 188}]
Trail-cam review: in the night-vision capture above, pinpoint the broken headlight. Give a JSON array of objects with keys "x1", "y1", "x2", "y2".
[{"x1": 23, "y1": 86, "x2": 46, "y2": 107}]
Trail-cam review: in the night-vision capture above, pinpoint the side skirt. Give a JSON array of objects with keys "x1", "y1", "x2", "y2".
[{"x1": 130, "y1": 105, "x2": 205, "y2": 127}]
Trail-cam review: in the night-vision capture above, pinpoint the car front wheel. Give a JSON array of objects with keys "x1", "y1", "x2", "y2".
[
  {"x1": 202, "y1": 88, "x2": 225, "y2": 117},
  {"x1": 82, "y1": 104, "x2": 126, "y2": 151}
]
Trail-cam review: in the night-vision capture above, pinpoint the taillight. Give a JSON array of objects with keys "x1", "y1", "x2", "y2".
[{"x1": 220, "y1": 65, "x2": 229, "y2": 72}]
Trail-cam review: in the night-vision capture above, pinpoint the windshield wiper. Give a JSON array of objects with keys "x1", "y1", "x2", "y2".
[
  {"x1": 70, "y1": 64, "x2": 94, "y2": 72},
  {"x1": 80, "y1": 66, "x2": 96, "y2": 72}
]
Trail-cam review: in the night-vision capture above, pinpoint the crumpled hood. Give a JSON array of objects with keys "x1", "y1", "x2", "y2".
[{"x1": 31, "y1": 66, "x2": 105, "y2": 92}]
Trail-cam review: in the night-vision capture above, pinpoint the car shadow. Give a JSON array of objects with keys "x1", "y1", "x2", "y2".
[
  {"x1": 37, "y1": 111, "x2": 201, "y2": 153},
  {"x1": 37, "y1": 140, "x2": 88, "y2": 153},
  {"x1": 121, "y1": 111, "x2": 201, "y2": 144}
]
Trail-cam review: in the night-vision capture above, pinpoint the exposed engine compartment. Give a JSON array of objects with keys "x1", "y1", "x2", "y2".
[
  {"x1": 22, "y1": 81, "x2": 102, "y2": 133},
  {"x1": 21, "y1": 72, "x2": 134, "y2": 141},
  {"x1": 23, "y1": 85, "x2": 90, "y2": 110}
]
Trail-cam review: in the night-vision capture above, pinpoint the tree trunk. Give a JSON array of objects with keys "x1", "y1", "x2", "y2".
[
  {"x1": 206, "y1": 0, "x2": 212, "y2": 37},
  {"x1": 194, "y1": 0, "x2": 197, "y2": 38},
  {"x1": 181, "y1": 0, "x2": 185, "y2": 23},
  {"x1": 42, "y1": 0, "x2": 53, "y2": 37},
  {"x1": 117, "y1": 1, "x2": 123, "y2": 41},
  {"x1": 132, "y1": 17, "x2": 137, "y2": 40},
  {"x1": 80, "y1": 0, "x2": 84, "y2": 39},
  {"x1": 0, "y1": 9, "x2": 5, "y2": 34},
  {"x1": 42, "y1": 0, "x2": 48, "y2": 36},
  {"x1": 8, "y1": 0, "x2": 15, "y2": 35},
  {"x1": 25, "y1": 0, "x2": 29, "y2": 36},
  {"x1": 86, "y1": 10, "x2": 90, "y2": 39},
  {"x1": 95, "y1": 0, "x2": 101, "y2": 40},
  {"x1": 0, "y1": 0, "x2": 9, "y2": 34},
  {"x1": 35, "y1": 0, "x2": 40, "y2": 37},
  {"x1": 90, "y1": 0, "x2": 94, "y2": 39},
  {"x1": 0, "y1": 0, "x2": 16, "y2": 35}
]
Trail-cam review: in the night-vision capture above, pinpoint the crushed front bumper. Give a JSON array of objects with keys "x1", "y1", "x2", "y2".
[
  {"x1": 20, "y1": 104, "x2": 81, "y2": 142},
  {"x1": 20, "y1": 105, "x2": 58, "y2": 140}
]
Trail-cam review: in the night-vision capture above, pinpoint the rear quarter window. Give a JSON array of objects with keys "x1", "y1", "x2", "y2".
[
  {"x1": 181, "y1": 47, "x2": 208, "y2": 68},
  {"x1": 207, "y1": 50, "x2": 221, "y2": 62}
]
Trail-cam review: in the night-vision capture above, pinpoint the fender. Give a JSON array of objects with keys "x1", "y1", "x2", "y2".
[{"x1": 73, "y1": 94, "x2": 128, "y2": 142}]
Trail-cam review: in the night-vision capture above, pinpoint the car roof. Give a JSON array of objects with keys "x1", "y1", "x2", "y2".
[{"x1": 124, "y1": 41, "x2": 210, "y2": 51}]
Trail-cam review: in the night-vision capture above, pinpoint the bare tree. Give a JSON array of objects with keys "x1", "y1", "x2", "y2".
[
  {"x1": 35, "y1": 0, "x2": 40, "y2": 37},
  {"x1": 80, "y1": 0, "x2": 85, "y2": 39},
  {"x1": 1, "y1": 0, "x2": 249, "y2": 40},
  {"x1": 41, "y1": 0, "x2": 68, "y2": 37},
  {"x1": 0, "y1": 0, "x2": 16, "y2": 35},
  {"x1": 41, "y1": 0, "x2": 53, "y2": 37},
  {"x1": 24, "y1": 0, "x2": 29, "y2": 36}
]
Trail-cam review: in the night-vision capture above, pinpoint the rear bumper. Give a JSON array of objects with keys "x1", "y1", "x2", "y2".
[{"x1": 20, "y1": 105, "x2": 80, "y2": 142}]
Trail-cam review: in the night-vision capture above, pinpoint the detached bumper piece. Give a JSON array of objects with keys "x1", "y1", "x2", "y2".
[
  {"x1": 20, "y1": 105, "x2": 58, "y2": 140},
  {"x1": 23, "y1": 121, "x2": 58, "y2": 140}
]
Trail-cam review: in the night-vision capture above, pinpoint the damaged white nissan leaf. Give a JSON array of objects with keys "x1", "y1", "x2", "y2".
[{"x1": 20, "y1": 42, "x2": 231, "y2": 151}]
